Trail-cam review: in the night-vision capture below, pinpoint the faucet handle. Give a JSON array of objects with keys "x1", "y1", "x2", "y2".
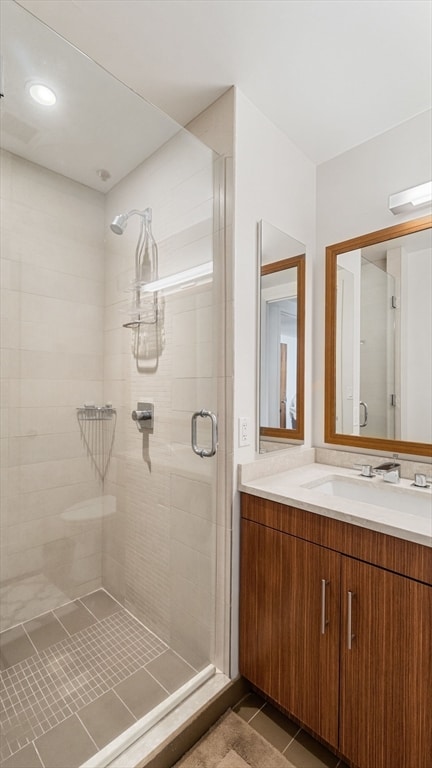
[
  {"x1": 412, "y1": 473, "x2": 432, "y2": 488},
  {"x1": 353, "y1": 463, "x2": 375, "y2": 478}
]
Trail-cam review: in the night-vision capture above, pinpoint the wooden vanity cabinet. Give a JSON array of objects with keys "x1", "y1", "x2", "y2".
[
  {"x1": 240, "y1": 518, "x2": 340, "y2": 745},
  {"x1": 240, "y1": 493, "x2": 432, "y2": 768},
  {"x1": 240, "y1": 519, "x2": 282, "y2": 699},
  {"x1": 279, "y1": 529, "x2": 340, "y2": 746},
  {"x1": 339, "y1": 556, "x2": 432, "y2": 768}
]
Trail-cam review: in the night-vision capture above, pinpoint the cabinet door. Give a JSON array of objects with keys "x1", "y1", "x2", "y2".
[
  {"x1": 279, "y1": 535, "x2": 341, "y2": 746},
  {"x1": 340, "y1": 557, "x2": 432, "y2": 768},
  {"x1": 239, "y1": 519, "x2": 282, "y2": 700}
]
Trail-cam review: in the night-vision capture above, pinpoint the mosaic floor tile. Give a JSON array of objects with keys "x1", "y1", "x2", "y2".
[{"x1": 0, "y1": 591, "x2": 170, "y2": 764}]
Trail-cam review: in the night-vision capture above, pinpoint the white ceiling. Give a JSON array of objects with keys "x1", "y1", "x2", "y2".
[
  {"x1": 15, "y1": 0, "x2": 432, "y2": 165},
  {"x1": 1, "y1": 0, "x2": 182, "y2": 192}
]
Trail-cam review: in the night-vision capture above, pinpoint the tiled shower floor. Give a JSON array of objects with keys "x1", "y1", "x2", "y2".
[{"x1": 0, "y1": 590, "x2": 197, "y2": 768}]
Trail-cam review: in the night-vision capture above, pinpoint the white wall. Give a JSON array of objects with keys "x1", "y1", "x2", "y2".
[
  {"x1": 231, "y1": 90, "x2": 316, "y2": 676},
  {"x1": 314, "y1": 109, "x2": 432, "y2": 449},
  {"x1": 234, "y1": 89, "x2": 316, "y2": 462}
]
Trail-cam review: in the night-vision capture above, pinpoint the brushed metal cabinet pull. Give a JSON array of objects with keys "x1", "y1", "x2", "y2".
[
  {"x1": 321, "y1": 579, "x2": 329, "y2": 635},
  {"x1": 347, "y1": 590, "x2": 355, "y2": 649}
]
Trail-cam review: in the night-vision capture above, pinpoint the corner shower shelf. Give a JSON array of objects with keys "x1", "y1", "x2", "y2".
[
  {"x1": 76, "y1": 405, "x2": 116, "y2": 420},
  {"x1": 77, "y1": 405, "x2": 117, "y2": 482}
]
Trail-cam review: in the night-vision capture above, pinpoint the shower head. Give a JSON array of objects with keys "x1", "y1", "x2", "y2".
[
  {"x1": 110, "y1": 208, "x2": 152, "y2": 235},
  {"x1": 110, "y1": 213, "x2": 128, "y2": 235}
]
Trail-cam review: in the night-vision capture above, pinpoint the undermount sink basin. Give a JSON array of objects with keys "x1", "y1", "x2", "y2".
[{"x1": 303, "y1": 476, "x2": 432, "y2": 519}]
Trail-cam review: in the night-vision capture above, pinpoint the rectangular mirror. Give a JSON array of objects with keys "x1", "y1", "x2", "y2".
[
  {"x1": 258, "y1": 221, "x2": 305, "y2": 451},
  {"x1": 325, "y1": 214, "x2": 432, "y2": 456}
]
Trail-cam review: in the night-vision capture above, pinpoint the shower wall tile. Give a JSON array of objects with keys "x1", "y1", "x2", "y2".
[
  {"x1": 6, "y1": 458, "x2": 98, "y2": 495},
  {"x1": 8, "y1": 321, "x2": 103, "y2": 356},
  {"x1": 7, "y1": 262, "x2": 104, "y2": 306},
  {"x1": 0, "y1": 318, "x2": 20, "y2": 350},
  {"x1": 171, "y1": 379, "x2": 214, "y2": 412},
  {"x1": 7, "y1": 432, "x2": 85, "y2": 466},
  {"x1": 172, "y1": 305, "x2": 213, "y2": 346},
  {"x1": 103, "y1": 353, "x2": 128, "y2": 382},
  {"x1": 6, "y1": 515, "x2": 102, "y2": 557},
  {"x1": 3, "y1": 197, "x2": 104, "y2": 256},
  {"x1": 0, "y1": 438, "x2": 8, "y2": 470},
  {"x1": 170, "y1": 602, "x2": 212, "y2": 671},
  {"x1": 170, "y1": 475, "x2": 213, "y2": 521},
  {"x1": 102, "y1": 126, "x2": 230, "y2": 671},
  {"x1": 0, "y1": 288, "x2": 20, "y2": 321},
  {"x1": 7, "y1": 380, "x2": 104, "y2": 409},
  {"x1": 3, "y1": 481, "x2": 101, "y2": 525},
  {"x1": 0, "y1": 152, "x2": 105, "y2": 631},
  {"x1": 0, "y1": 409, "x2": 8, "y2": 441},
  {"x1": 14, "y1": 350, "x2": 103, "y2": 381},
  {"x1": 104, "y1": 327, "x2": 130, "y2": 357},
  {"x1": 172, "y1": 342, "x2": 213, "y2": 378},
  {"x1": 1, "y1": 228, "x2": 103, "y2": 281},
  {"x1": 170, "y1": 506, "x2": 215, "y2": 554},
  {"x1": 0, "y1": 349, "x2": 21, "y2": 379},
  {"x1": 18, "y1": 293, "x2": 103, "y2": 329},
  {"x1": 7, "y1": 406, "x2": 80, "y2": 438}
]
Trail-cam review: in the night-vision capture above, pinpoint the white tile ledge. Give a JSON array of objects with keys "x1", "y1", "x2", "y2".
[{"x1": 239, "y1": 462, "x2": 432, "y2": 548}]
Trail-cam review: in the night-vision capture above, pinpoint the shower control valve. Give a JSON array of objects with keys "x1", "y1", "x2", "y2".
[{"x1": 131, "y1": 403, "x2": 154, "y2": 432}]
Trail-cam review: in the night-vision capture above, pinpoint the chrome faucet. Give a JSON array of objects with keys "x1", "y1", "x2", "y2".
[
  {"x1": 373, "y1": 461, "x2": 401, "y2": 484},
  {"x1": 381, "y1": 468, "x2": 400, "y2": 484}
]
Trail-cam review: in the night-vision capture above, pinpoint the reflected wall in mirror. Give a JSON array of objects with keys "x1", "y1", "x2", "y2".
[
  {"x1": 258, "y1": 221, "x2": 305, "y2": 451},
  {"x1": 325, "y1": 215, "x2": 432, "y2": 456}
]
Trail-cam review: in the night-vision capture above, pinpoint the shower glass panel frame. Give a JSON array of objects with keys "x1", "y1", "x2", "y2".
[{"x1": 0, "y1": 3, "x2": 227, "y2": 765}]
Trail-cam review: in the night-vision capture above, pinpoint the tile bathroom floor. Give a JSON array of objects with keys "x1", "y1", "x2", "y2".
[
  {"x1": 0, "y1": 589, "x2": 197, "y2": 768},
  {"x1": 233, "y1": 692, "x2": 349, "y2": 768}
]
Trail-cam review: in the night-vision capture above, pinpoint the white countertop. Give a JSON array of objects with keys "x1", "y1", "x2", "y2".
[{"x1": 239, "y1": 463, "x2": 432, "y2": 548}]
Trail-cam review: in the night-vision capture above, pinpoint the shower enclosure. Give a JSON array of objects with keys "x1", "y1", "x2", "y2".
[{"x1": 0, "y1": 3, "x2": 228, "y2": 766}]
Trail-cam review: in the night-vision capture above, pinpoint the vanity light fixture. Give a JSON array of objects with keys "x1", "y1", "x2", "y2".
[
  {"x1": 29, "y1": 83, "x2": 56, "y2": 106},
  {"x1": 388, "y1": 181, "x2": 432, "y2": 215}
]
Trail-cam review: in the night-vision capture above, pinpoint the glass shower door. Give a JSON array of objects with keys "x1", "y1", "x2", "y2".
[{"x1": 0, "y1": 3, "x2": 225, "y2": 765}]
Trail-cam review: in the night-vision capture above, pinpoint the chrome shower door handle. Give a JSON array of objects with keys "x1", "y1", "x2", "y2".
[
  {"x1": 191, "y1": 409, "x2": 218, "y2": 458},
  {"x1": 359, "y1": 400, "x2": 368, "y2": 428}
]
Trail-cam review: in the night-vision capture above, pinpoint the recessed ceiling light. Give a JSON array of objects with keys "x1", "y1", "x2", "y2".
[{"x1": 29, "y1": 83, "x2": 56, "y2": 106}]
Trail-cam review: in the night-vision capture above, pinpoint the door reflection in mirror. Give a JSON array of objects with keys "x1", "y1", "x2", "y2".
[
  {"x1": 336, "y1": 252, "x2": 396, "y2": 439},
  {"x1": 335, "y1": 230, "x2": 431, "y2": 443},
  {"x1": 261, "y1": 266, "x2": 298, "y2": 429},
  {"x1": 258, "y1": 221, "x2": 305, "y2": 451},
  {"x1": 325, "y1": 215, "x2": 432, "y2": 456}
]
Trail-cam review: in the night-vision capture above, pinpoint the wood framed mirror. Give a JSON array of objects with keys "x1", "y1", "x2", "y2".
[
  {"x1": 325, "y1": 214, "x2": 432, "y2": 457},
  {"x1": 258, "y1": 221, "x2": 305, "y2": 449}
]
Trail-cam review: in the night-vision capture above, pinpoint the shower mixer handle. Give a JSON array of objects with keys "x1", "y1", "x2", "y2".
[
  {"x1": 132, "y1": 409, "x2": 152, "y2": 421},
  {"x1": 131, "y1": 403, "x2": 154, "y2": 432}
]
